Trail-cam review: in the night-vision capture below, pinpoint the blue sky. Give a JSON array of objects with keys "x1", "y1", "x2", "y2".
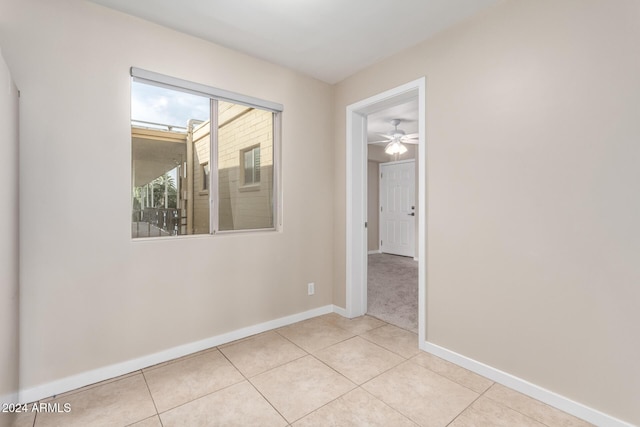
[{"x1": 131, "y1": 81, "x2": 209, "y2": 127}]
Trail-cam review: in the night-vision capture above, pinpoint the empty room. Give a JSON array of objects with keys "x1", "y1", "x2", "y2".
[{"x1": 1, "y1": 0, "x2": 638, "y2": 426}]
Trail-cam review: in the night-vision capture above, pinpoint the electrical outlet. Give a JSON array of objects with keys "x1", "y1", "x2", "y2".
[{"x1": 307, "y1": 282, "x2": 315, "y2": 296}]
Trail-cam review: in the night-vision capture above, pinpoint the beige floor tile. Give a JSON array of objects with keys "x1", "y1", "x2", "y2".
[
  {"x1": 218, "y1": 331, "x2": 272, "y2": 349},
  {"x1": 219, "y1": 331, "x2": 307, "y2": 377},
  {"x1": 39, "y1": 371, "x2": 141, "y2": 402},
  {"x1": 313, "y1": 336, "x2": 404, "y2": 384},
  {"x1": 8, "y1": 410, "x2": 36, "y2": 427},
  {"x1": 127, "y1": 415, "x2": 162, "y2": 426},
  {"x1": 363, "y1": 361, "x2": 478, "y2": 427},
  {"x1": 34, "y1": 374, "x2": 156, "y2": 427},
  {"x1": 293, "y1": 388, "x2": 417, "y2": 427},
  {"x1": 250, "y1": 355, "x2": 355, "y2": 423},
  {"x1": 449, "y1": 396, "x2": 547, "y2": 427},
  {"x1": 160, "y1": 381, "x2": 287, "y2": 427},
  {"x1": 142, "y1": 347, "x2": 218, "y2": 373},
  {"x1": 322, "y1": 313, "x2": 387, "y2": 335},
  {"x1": 360, "y1": 324, "x2": 419, "y2": 358},
  {"x1": 484, "y1": 384, "x2": 594, "y2": 427},
  {"x1": 277, "y1": 317, "x2": 354, "y2": 353},
  {"x1": 410, "y1": 352, "x2": 493, "y2": 393},
  {"x1": 143, "y1": 349, "x2": 244, "y2": 413}
]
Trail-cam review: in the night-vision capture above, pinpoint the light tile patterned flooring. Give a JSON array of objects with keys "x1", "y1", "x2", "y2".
[{"x1": 12, "y1": 313, "x2": 593, "y2": 427}]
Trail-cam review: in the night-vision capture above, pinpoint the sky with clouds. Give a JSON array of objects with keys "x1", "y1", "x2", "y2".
[{"x1": 131, "y1": 81, "x2": 209, "y2": 127}]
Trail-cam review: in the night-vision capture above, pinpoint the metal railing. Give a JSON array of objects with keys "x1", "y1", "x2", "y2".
[
  {"x1": 132, "y1": 208, "x2": 185, "y2": 238},
  {"x1": 131, "y1": 120, "x2": 188, "y2": 133}
]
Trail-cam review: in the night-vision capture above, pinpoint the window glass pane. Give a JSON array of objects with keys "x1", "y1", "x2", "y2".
[
  {"x1": 131, "y1": 72, "x2": 279, "y2": 238},
  {"x1": 191, "y1": 120, "x2": 211, "y2": 234},
  {"x1": 218, "y1": 101, "x2": 274, "y2": 231},
  {"x1": 131, "y1": 81, "x2": 210, "y2": 237}
]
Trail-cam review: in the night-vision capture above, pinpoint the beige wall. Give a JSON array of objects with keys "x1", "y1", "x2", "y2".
[
  {"x1": 0, "y1": 0, "x2": 334, "y2": 395},
  {"x1": 0, "y1": 48, "x2": 19, "y2": 426},
  {"x1": 334, "y1": 1, "x2": 640, "y2": 424},
  {"x1": 3, "y1": 0, "x2": 639, "y2": 423}
]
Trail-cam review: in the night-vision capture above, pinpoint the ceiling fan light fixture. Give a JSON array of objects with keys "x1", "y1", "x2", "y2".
[{"x1": 385, "y1": 140, "x2": 408, "y2": 155}]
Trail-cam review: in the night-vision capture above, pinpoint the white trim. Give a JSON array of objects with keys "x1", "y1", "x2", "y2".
[
  {"x1": 210, "y1": 98, "x2": 219, "y2": 233},
  {"x1": 345, "y1": 108, "x2": 367, "y2": 318},
  {"x1": 367, "y1": 250, "x2": 381, "y2": 255},
  {"x1": 332, "y1": 305, "x2": 349, "y2": 317},
  {"x1": 346, "y1": 77, "x2": 426, "y2": 346},
  {"x1": 130, "y1": 67, "x2": 283, "y2": 112},
  {"x1": 19, "y1": 305, "x2": 335, "y2": 404},
  {"x1": 273, "y1": 112, "x2": 283, "y2": 230},
  {"x1": 422, "y1": 342, "x2": 635, "y2": 427},
  {"x1": 413, "y1": 257, "x2": 419, "y2": 261}
]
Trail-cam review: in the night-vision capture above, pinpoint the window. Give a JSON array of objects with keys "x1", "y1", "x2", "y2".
[
  {"x1": 130, "y1": 68, "x2": 281, "y2": 238},
  {"x1": 242, "y1": 146, "x2": 261, "y2": 186},
  {"x1": 202, "y1": 163, "x2": 210, "y2": 191}
]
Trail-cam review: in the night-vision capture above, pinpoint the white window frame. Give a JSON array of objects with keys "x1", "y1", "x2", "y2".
[{"x1": 131, "y1": 67, "x2": 282, "y2": 237}]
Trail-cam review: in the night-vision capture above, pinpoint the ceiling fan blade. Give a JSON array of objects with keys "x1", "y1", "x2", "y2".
[
  {"x1": 401, "y1": 140, "x2": 419, "y2": 145},
  {"x1": 403, "y1": 133, "x2": 419, "y2": 139},
  {"x1": 378, "y1": 133, "x2": 394, "y2": 139},
  {"x1": 368, "y1": 140, "x2": 391, "y2": 144}
]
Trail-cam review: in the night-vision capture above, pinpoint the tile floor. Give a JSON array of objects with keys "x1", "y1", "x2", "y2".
[{"x1": 11, "y1": 314, "x2": 593, "y2": 427}]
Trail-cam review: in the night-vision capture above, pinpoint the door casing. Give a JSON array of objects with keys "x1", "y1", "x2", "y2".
[{"x1": 345, "y1": 77, "x2": 426, "y2": 347}]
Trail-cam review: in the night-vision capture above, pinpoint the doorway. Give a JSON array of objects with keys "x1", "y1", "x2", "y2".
[
  {"x1": 368, "y1": 134, "x2": 418, "y2": 331},
  {"x1": 345, "y1": 78, "x2": 426, "y2": 346}
]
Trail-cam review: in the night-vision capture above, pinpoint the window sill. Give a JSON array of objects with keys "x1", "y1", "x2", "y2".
[{"x1": 239, "y1": 184, "x2": 260, "y2": 192}]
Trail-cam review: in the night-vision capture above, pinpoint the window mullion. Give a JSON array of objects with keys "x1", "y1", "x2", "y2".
[
  {"x1": 273, "y1": 112, "x2": 281, "y2": 229},
  {"x1": 210, "y1": 98, "x2": 219, "y2": 234}
]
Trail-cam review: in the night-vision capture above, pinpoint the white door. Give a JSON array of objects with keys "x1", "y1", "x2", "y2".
[{"x1": 379, "y1": 160, "x2": 415, "y2": 257}]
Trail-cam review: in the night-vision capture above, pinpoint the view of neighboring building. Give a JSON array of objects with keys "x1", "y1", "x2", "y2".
[{"x1": 132, "y1": 88, "x2": 274, "y2": 238}]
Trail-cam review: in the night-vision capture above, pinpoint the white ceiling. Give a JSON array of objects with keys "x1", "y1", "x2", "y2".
[
  {"x1": 367, "y1": 98, "x2": 419, "y2": 160},
  {"x1": 367, "y1": 98, "x2": 419, "y2": 143},
  {"x1": 87, "y1": 0, "x2": 500, "y2": 84}
]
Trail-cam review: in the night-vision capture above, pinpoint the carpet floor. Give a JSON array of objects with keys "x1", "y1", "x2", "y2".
[{"x1": 367, "y1": 253, "x2": 418, "y2": 333}]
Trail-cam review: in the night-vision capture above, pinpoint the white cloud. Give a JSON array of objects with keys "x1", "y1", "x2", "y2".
[{"x1": 131, "y1": 81, "x2": 209, "y2": 127}]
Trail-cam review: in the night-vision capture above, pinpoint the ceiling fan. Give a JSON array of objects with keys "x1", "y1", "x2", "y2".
[{"x1": 369, "y1": 119, "x2": 418, "y2": 155}]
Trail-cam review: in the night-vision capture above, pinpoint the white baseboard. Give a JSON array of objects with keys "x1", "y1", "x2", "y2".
[
  {"x1": 0, "y1": 391, "x2": 19, "y2": 404},
  {"x1": 19, "y1": 305, "x2": 336, "y2": 404},
  {"x1": 367, "y1": 250, "x2": 381, "y2": 255},
  {"x1": 332, "y1": 305, "x2": 348, "y2": 317},
  {"x1": 421, "y1": 341, "x2": 635, "y2": 427}
]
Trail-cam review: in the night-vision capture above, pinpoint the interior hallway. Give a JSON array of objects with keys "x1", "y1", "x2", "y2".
[{"x1": 367, "y1": 253, "x2": 419, "y2": 333}]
